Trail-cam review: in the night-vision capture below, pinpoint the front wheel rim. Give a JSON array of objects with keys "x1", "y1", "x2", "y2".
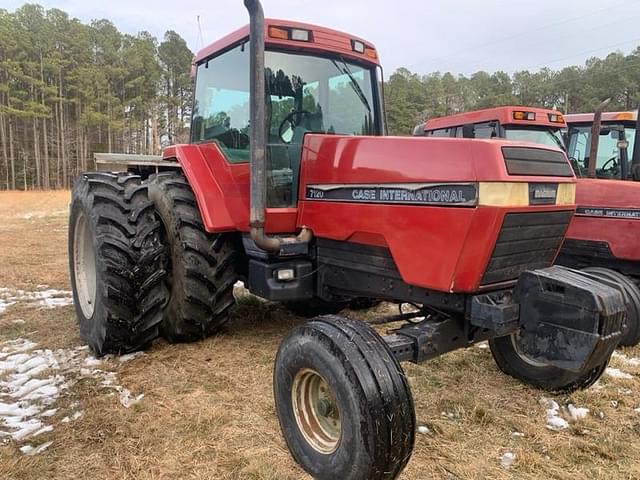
[
  {"x1": 73, "y1": 211, "x2": 97, "y2": 318},
  {"x1": 510, "y1": 333, "x2": 548, "y2": 367},
  {"x1": 291, "y1": 368, "x2": 342, "y2": 454}
]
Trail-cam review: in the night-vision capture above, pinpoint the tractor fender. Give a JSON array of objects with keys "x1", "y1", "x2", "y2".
[{"x1": 162, "y1": 144, "x2": 248, "y2": 233}]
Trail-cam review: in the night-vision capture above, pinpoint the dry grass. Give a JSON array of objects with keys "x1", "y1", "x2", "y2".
[{"x1": 1, "y1": 190, "x2": 640, "y2": 480}]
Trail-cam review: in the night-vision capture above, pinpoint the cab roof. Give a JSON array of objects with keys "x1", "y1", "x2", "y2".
[
  {"x1": 419, "y1": 106, "x2": 566, "y2": 132},
  {"x1": 193, "y1": 18, "x2": 380, "y2": 67},
  {"x1": 565, "y1": 111, "x2": 638, "y2": 124}
]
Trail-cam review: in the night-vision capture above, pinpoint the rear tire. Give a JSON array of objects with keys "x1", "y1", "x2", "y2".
[
  {"x1": 489, "y1": 334, "x2": 608, "y2": 392},
  {"x1": 69, "y1": 173, "x2": 167, "y2": 356},
  {"x1": 582, "y1": 267, "x2": 640, "y2": 347},
  {"x1": 274, "y1": 315, "x2": 415, "y2": 480},
  {"x1": 147, "y1": 172, "x2": 239, "y2": 343}
]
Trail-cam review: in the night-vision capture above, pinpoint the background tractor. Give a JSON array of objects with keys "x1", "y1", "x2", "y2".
[
  {"x1": 557, "y1": 105, "x2": 640, "y2": 346},
  {"x1": 68, "y1": 1, "x2": 626, "y2": 479}
]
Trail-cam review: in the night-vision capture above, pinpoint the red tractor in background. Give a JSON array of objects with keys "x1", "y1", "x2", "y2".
[
  {"x1": 414, "y1": 105, "x2": 567, "y2": 151},
  {"x1": 415, "y1": 106, "x2": 640, "y2": 347},
  {"x1": 68, "y1": 2, "x2": 626, "y2": 479},
  {"x1": 557, "y1": 107, "x2": 640, "y2": 346}
]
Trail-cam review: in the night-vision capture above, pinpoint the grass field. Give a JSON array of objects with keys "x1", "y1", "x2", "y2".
[{"x1": 1, "y1": 190, "x2": 640, "y2": 480}]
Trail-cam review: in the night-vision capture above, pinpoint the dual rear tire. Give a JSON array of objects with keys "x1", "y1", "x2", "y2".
[{"x1": 69, "y1": 171, "x2": 239, "y2": 354}]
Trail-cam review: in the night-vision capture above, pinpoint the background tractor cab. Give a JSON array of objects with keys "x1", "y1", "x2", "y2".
[
  {"x1": 565, "y1": 110, "x2": 640, "y2": 180},
  {"x1": 413, "y1": 106, "x2": 567, "y2": 151}
]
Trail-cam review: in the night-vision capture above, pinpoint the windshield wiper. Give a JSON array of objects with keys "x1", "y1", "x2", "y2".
[{"x1": 332, "y1": 57, "x2": 371, "y2": 114}]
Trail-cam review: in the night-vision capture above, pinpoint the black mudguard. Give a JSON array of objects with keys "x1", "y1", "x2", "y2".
[{"x1": 514, "y1": 266, "x2": 625, "y2": 372}]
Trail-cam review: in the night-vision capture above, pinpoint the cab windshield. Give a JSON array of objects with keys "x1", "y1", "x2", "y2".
[
  {"x1": 504, "y1": 126, "x2": 565, "y2": 150},
  {"x1": 566, "y1": 123, "x2": 636, "y2": 178},
  {"x1": 191, "y1": 43, "x2": 379, "y2": 206}
]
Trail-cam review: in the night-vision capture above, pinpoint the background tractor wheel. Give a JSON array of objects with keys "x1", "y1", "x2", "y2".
[
  {"x1": 582, "y1": 267, "x2": 640, "y2": 347},
  {"x1": 68, "y1": 172, "x2": 167, "y2": 356},
  {"x1": 489, "y1": 334, "x2": 608, "y2": 392},
  {"x1": 274, "y1": 316, "x2": 415, "y2": 480},
  {"x1": 148, "y1": 172, "x2": 240, "y2": 343}
]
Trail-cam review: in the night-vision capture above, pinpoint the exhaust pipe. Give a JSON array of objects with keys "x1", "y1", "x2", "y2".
[
  {"x1": 587, "y1": 98, "x2": 611, "y2": 178},
  {"x1": 244, "y1": 0, "x2": 312, "y2": 253}
]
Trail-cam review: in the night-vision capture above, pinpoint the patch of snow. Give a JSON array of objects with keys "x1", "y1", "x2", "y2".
[
  {"x1": 417, "y1": 425, "x2": 430, "y2": 435},
  {"x1": 119, "y1": 389, "x2": 144, "y2": 408},
  {"x1": 0, "y1": 286, "x2": 73, "y2": 315},
  {"x1": 606, "y1": 368, "x2": 633, "y2": 380},
  {"x1": 634, "y1": 408, "x2": 640, "y2": 413},
  {"x1": 612, "y1": 352, "x2": 640, "y2": 368},
  {"x1": 475, "y1": 341, "x2": 489, "y2": 349},
  {"x1": 118, "y1": 352, "x2": 144, "y2": 363},
  {"x1": 540, "y1": 398, "x2": 569, "y2": 430},
  {"x1": 610, "y1": 400, "x2": 619, "y2": 409},
  {"x1": 500, "y1": 452, "x2": 516, "y2": 468},
  {"x1": 12, "y1": 319, "x2": 26, "y2": 325},
  {"x1": 0, "y1": 338, "x2": 143, "y2": 452},
  {"x1": 567, "y1": 404, "x2": 590, "y2": 421},
  {"x1": 511, "y1": 431, "x2": 525, "y2": 438},
  {"x1": 19, "y1": 440, "x2": 52, "y2": 455}
]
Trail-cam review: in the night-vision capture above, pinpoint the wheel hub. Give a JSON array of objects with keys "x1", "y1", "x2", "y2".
[
  {"x1": 291, "y1": 368, "x2": 341, "y2": 454},
  {"x1": 73, "y1": 211, "x2": 97, "y2": 318}
]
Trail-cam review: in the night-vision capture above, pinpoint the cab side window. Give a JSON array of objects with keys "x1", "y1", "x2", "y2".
[
  {"x1": 191, "y1": 44, "x2": 251, "y2": 163},
  {"x1": 426, "y1": 128, "x2": 453, "y2": 137}
]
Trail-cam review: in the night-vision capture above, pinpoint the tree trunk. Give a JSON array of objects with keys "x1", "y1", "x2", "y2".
[
  {"x1": 8, "y1": 118, "x2": 16, "y2": 190},
  {"x1": 33, "y1": 117, "x2": 41, "y2": 189},
  {"x1": 0, "y1": 111, "x2": 8, "y2": 190},
  {"x1": 59, "y1": 70, "x2": 68, "y2": 189}
]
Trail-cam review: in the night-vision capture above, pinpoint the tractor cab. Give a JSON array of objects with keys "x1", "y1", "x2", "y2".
[
  {"x1": 190, "y1": 21, "x2": 383, "y2": 207},
  {"x1": 414, "y1": 106, "x2": 566, "y2": 151},
  {"x1": 565, "y1": 111, "x2": 639, "y2": 180}
]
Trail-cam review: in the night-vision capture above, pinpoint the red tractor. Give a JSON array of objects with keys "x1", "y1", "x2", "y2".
[
  {"x1": 414, "y1": 105, "x2": 567, "y2": 151},
  {"x1": 68, "y1": 2, "x2": 626, "y2": 479},
  {"x1": 415, "y1": 105, "x2": 640, "y2": 348},
  {"x1": 558, "y1": 107, "x2": 640, "y2": 346}
]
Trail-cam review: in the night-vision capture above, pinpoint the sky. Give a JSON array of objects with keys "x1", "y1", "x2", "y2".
[{"x1": 4, "y1": 0, "x2": 640, "y2": 76}]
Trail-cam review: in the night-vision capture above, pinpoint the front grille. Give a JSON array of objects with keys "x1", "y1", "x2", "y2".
[
  {"x1": 481, "y1": 211, "x2": 572, "y2": 285},
  {"x1": 502, "y1": 147, "x2": 574, "y2": 177}
]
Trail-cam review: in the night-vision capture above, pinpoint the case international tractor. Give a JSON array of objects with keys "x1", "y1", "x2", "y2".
[
  {"x1": 413, "y1": 105, "x2": 567, "y2": 150},
  {"x1": 68, "y1": 2, "x2": 627, "y2": 479},
  {"x1": 557, "y1": 105, "x2": 640, "y2": 346},
  {"x1": 415, "y1": 105, "x2": 640, "y2": 348}
]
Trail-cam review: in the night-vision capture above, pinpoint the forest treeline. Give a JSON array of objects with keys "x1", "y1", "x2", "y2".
[
  {"x1": 1, "y1": 4, "x2": 640, "y2": 189},
  {"x1": 0, "y1": 4, "x2": 192, "y2": 190},
  {"x1": 386, "y1": 49, "x2": 640, "y2": 135}
]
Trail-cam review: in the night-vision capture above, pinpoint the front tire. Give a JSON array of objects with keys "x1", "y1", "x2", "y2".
[
  {"x1": 489, "y1": 334, "x2": 608, "y2": 392},
  {"x1": 148, "y1": 172, "x2": 240, "y2": 343},
  {"x1": 274, "y1": 316, "x2": 415, "y2": 480},
  {"x1": 69, "y1": 173, "x2": 167, "y2": 356}
]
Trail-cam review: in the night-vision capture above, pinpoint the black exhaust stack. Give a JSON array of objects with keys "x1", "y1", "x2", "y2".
[
  {"x1": 587, "y1": 98, "x2": 611, "y2": 179},
  {"x1": 244, "y1": 0, "x2": 311, "y2": 253}
]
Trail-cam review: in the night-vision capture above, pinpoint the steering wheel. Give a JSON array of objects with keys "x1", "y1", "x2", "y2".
[
  {"x1": 278, "y1": 110, "x2": 313, "y2": 144},
  {"x1": 599, "y1": 156, "x2": 619, "y2": 177}
]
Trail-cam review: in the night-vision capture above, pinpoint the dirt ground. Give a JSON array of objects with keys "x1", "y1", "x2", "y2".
[{"x1": 1, "y1": 190, "x2": 640, "y2": 480}]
